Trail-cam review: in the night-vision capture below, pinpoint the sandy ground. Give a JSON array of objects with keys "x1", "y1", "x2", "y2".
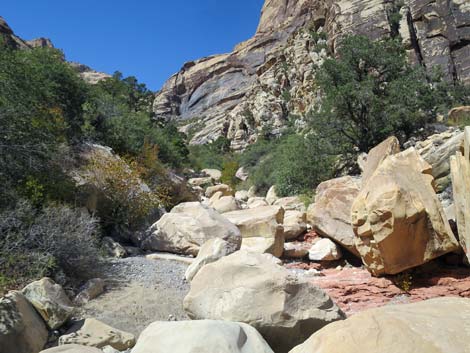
[{"x1": 77, "y1": 256, "x2": 190, "y2": 337}]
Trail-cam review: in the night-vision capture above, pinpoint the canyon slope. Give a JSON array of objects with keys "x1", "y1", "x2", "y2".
[{"x1": 153, "y1": 0, "x2": 470, "y2": 149}]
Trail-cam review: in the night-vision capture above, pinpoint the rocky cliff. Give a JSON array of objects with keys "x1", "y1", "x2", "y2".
[{"x1": 153, "y1": 0, "x2": 470, "y2": 149}]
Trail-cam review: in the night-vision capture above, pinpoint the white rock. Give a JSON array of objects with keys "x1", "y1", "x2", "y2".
[
  {"x1": 308, "y1": 239, "x2": 342, "y2": 261},
  {"x1": 131, "y1": 320, "x2": 274, "y2": 353}
]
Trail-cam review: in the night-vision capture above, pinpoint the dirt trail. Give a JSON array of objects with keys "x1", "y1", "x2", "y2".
[{"x1": 77, "y1": 256, "x2": 190, "y2": 336}]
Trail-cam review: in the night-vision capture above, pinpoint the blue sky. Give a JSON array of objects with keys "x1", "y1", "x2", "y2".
[{"x1": 2, "y1": 0, "x2": 265, "y2": 91}]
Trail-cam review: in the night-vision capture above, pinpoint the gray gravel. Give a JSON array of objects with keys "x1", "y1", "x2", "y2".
[{"x1": 77, "y1": 256, "x2": 190, "y2": 336}]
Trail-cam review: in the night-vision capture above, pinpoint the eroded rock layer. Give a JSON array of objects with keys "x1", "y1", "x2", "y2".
[{"x1": 153, "y1": 0, "x2": 470, "y2": 148}]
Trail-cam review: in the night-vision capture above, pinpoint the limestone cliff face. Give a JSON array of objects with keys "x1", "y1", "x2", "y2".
[{"x1": 153, "y1": 0, "x2": 470, "y2": 149}]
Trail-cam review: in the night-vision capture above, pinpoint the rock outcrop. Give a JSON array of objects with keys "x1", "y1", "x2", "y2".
[
  {"x1": 450, "y1": 126, "x2": 470, "y2": 264},
  {"x1": 183, "y1": 250, "x2": 345, "y2": 353},
  {"x1": 152, "y1": 0, "x2": 470, "y2": 148},
  {"x1": 289, "y1": 297, "x2": 470, "y2": 353},
  {"x1": 307, "y1": 176, "x2": 361, "y2": 255},
  {"x1": 0, "y1": 291, "x2": 48, "y2": 353},
  {"x1": 224, "y1": 206, "x2": 285, "y2": 257},
  {"x1": 142, "y1": 202, "x2": 241, "y2": 256},
  {"x1": 59, "y1": 318, "x2": 136, "y2": 350},
  {"x1": 131, "y1": 320, "x2": 274, "y2": 353},
  {"x1": 352, "y1": 148, "x2": 459, "y2": 276},
  {"x1": 185, "y1": 238, "x2": 237, "y2": 281},
  {"x1": 22, "y1": 277, "x2": 74, "y2": 330}
]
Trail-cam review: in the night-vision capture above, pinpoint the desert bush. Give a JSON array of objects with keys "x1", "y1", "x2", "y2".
[
  {"x1": 311, "y1": 35, "x2": 459, "y2": 153},
  {"x1": 81, "y1": 152, "x2": 165, "y2": 235},
  {"x1": 221, "y1": 160, "x2": 240, "y2": 189},
  {"x1": 0, "y1": 200, "x2": 100, "y2": 293},
  {"x1": 273, "y1": 134, "x2": 335, "y2": 196},
  {"x1": 188, "y1": 136, "x2": 232, "y2": 170}
]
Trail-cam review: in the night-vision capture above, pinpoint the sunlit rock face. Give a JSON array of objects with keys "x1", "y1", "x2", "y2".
[{"x1": 154, "y1": 0, "x2": 470, "y2": 149}]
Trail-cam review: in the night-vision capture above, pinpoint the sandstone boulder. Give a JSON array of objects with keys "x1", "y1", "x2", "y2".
[
  {"x1": 308, "y1": 238, "x2": 342, "y2": 261},
  {"x1": 141, "y1": 202, "x2": 241, "y2": 256},
  {"x1": 289, "y1": 297, "x2": 470, "y2": 353},
  {"x1": 247, "y1": 197, "x2": 269, "y2": 208},
  {"x1": 184, "y1": 250, "x2": 345, "y2": 353},
  {"x1": 274, "y1": 196, "x2": 306, "y2": 212},
  {"x1": 22, "y1": 277, "x2": 74, "y2": 329},
  {"x1": 235, "y1": 167, "x2": 249, "y2": 181},
  {"x1": 59, "y1": 318, "x2": 135, "y2": 350},
  {"x1": 40, "y1": 345, "x2": 102, "y2": 353},
  {"x1": 307, "y1": 176, "x2": 361, "y2": 255},
  {"x1": 102, "y1": 237, "x2": 126, "y2": 258},
  {"x1": 265, "y1": 186, "x2": 279, "y2": 205},
  {"x1": 224, "y1": 206, "x2": 284, "y2": 239},
  {"x1": 283, "y1": 210, "x2": 307, "y2": 240},
  {"x1": 185, "y1": 238, "x2": 238, "y2": 281},
  {"x1": 210, "y1": 195, "x2": 241, "y2": 213},
  {"x1": 74, "y1": 279, "x2": 105, "y2": 305},
  {"x1": 0, "y1": 291, "x2": 48, "y2": 353},
  {"x1": 131, "y1": 320, "x2": 274, "y2": 353},
  {"x1": 235, "y1": 190, "x2": 250, "y2": 202},
  {"x1": 352, "y1": 148, "x2": 459, "y2": 276},
  {"x1": 241, "y1": 236, "x2": 284, "y2": 257},
  {"x1": 450, "y1": 127, "x2": 470, "y2": 264},
  {"x1": 202, "y1": 168, "x2": 222, "y2": 181},
  {"x1": 205, "y1": 184, "x2": 233, "y2": 198},
  {"x1": 188, "y1": 177, "x2": 213, "y2": 187},
  {"x1": 417, "y1": 128, "x2": 464, "y2": 191},
  {"x1": 362, "y1": 136, "x2": 400, "y2": 184},
  {"x1": 283, "y1": 242, "x2": 309, "y2": 258}
]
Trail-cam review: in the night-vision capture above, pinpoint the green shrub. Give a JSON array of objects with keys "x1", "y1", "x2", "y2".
[
  {"x1": 221, "y1": 160, "x2": 240, "y2": 189},
  {"x1": 273, "y1": 134, "x2": 335, "y2": 196},
  {"x1": 188, "y1": 137, "x2": 232, "y2": 170},
  {"x1": 0, "y1": 201, "x2": 100, "y2": 293},
  {"x1": 311, "y1": 35, "x2": 460, "y2": 153}
]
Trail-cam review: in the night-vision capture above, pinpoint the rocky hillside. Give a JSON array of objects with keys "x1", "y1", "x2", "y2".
[{"x1": 153, "y1": 0, "x2": 470, "y2": 149}]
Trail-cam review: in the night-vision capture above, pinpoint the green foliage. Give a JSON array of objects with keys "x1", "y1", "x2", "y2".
[
  {"x1": 0, "y1": 46, "x2": 88, "y2": 208},
  {"x1": 311, "y1": 35, "x2": 458, "y2": 153},
  {"x1": 0, "y1": 201, "x2": 100, "y2": 293},
  {"x1": 189, "y1": 137, "x2": 232, "y2": 170},
  {"x1": 273, "y1": 134, "x2": 335, "y2": 196},
  {"x1": 83, "y1": 72, "x2": 189, "y2": 169},
  {"x1": 221, "y1": 160, "x2": 240, "y2": 189},
  {"x1": 237, "y1": 132, "x2": 334, "y2": 196}
]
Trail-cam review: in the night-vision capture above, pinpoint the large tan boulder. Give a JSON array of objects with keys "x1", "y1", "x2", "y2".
[
  {"x1": 22, "y1": 277, "x2": 74, "y2": 329},
  {"x1": 40, "y1": 345, "x2": 102, "y2": 353},
  {"x1": 283, "y1": 210, "x2": 307, "y2": 240},
  {"x1": 59, "y1": 318, "x2": 135, "y2": 350},
  {"x1": 450, "y1": 127, "x2": 470, "y2": 264},
  {"x1": 224, "y1": 206, "x2": 285, "y2": 256},
  {"x1": 416, "y1": 129, "x2": 464, "y2": 191},
  {"x1": 183, "y1": 250, "x2": 345, "y2": 353},
  {"x1": 352, "y1": 148, "x2": 459, "y2": 276},
  {"x1": 142, "y1": 202, "x2": 241, "y2": 256},
  {"x1": 361, "y1": 136, "x2": 400, "y2": 184},
  {"x1": 308, "y1": 238, "x2": 342, "y2": 261},
  {"x1": 289, "y1": 297, "x2": 470, "y2": 353},
  {"x1": 210, "y1": 195, "x2": 241, "y2": 213},
  {"x1": 205, "y1": 184, "x2": 233, "y2": 198},
  {"x1": 307, "y1": 176, "x2": 361, "y2": 255},
  {"x1": 274, "y1": 196, "x2": 306, "y2": 212},
  {"x1": 202, "y1": 168, "x2": 222, "y2": 181},
  {"x1": 265, "y1": 185, "x2": 279, "y2": 205},
  {"x1": 247, "y1": 197, "x2": 269, "y2": 208},
  {"x1": 185, "y1": 238, "x2": 238, "y2": 281},
  {"x1": 0, "y1": 291, "x2": 48, "y2": 353},
  {"x1": 131, "y1": 320, "x2": 274, "y2": 353},
  {"x1": 241, "y1": 236, "x2": 284, "y2": 257},
  {"x1": 224, "y1": 206, "x2": 284, "y2": 238}
]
